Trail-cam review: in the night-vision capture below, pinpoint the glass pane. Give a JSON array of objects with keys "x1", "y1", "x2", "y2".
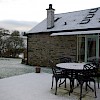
[{"x1": 87, "y1": 38, "x2": 96, "y2": 59}]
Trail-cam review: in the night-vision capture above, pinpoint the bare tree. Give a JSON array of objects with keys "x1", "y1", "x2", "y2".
[
  {"x1": 0, "y1": 28, "x2": 10, "y2": 57},
  {"x1": 6, "y1": 31, "x2": 25, "y2": 57}
]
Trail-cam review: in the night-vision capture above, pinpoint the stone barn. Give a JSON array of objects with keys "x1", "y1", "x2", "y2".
[{"x1": 25, "y1": 4, "x2": 100, "y2": 66}]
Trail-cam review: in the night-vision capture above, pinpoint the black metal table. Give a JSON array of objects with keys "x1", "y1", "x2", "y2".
[{"x1": 56, "y1": 63, "x2": 86, "y2": 92}]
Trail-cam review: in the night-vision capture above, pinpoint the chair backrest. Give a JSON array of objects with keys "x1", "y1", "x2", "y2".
[
  {"x1": 60, "y1": 57, "x2": 72, "y2": 63},
  {"x1": 88, "y1": 57, "x2": 100, "y2": 68},
  {"x1": 49, "y1": 60, "x2": 65, "y2": 76},
  {"x1": 83, "y1": 63, "x2": 97, "y2": 77},
  {"x1": 92, "y1": 61, "x2": 100, "y2": 75},
  {"x1": 49, "y1": 60, "x2": 57, "y2": 75}
]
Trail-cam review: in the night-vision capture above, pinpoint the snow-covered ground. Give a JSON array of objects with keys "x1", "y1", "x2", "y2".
[
  {"x1": 0, "y1": 73, "x2": 100, "y2": 100},
  {"x1": 0, "y1": 58, "x2": 100, "y2": 100},
  {"x1": 0, "y1": 58, "x2": 52, "y2": 78}
]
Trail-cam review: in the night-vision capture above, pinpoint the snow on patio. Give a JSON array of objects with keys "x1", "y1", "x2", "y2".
[{"x1": 0, "y1": 72, "x2": 100, "y2": 100}]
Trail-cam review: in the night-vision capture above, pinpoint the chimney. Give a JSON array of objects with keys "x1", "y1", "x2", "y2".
[{"x1": 46, "y1": 4, "x2": 55, "y2": 29}]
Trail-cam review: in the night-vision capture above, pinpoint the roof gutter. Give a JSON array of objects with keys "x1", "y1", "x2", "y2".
[{"x1": 24, "y1": 27, "x2": 100, "y2": 36}]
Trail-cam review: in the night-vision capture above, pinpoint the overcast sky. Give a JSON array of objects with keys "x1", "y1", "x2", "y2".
[
  {"x1": 0, "y1": 0, "x2": 100, "y2": 22},
  {"x1": 0, "y1": 0, "x2": 100, "y2": 32}
]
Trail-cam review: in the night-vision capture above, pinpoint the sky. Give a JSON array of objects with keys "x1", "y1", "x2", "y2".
[
  {"x1": 0, "y1": 0, "x2": 100, "y2": 31},
  {"x1": 1, "y1": 0, "x2": 100, "y2": 22}
]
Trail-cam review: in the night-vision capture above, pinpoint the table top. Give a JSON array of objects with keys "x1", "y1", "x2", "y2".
[{"x1": 56, "y1": 63, "x2": 86, "y2": 70}]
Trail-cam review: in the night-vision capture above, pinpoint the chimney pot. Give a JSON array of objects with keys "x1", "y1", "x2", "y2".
[{"x1": 49, "y1": 4, "x2": 52, "y2": 9}]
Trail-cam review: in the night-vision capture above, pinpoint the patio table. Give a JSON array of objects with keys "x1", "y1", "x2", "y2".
[
  {"x1": 56, "y1": 63, "x2": 86, "y2": 92},
  {"x1": 56, "y1": 63, "x2": 85, "y2": 70}
]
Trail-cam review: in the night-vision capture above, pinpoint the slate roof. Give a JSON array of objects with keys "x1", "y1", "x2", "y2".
[{"x1": 27, "y1": 7, "x2": 100, "y2": 34}]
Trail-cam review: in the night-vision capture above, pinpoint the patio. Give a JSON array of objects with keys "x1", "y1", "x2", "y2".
[{"x1": 0, "y1": 72, "x2": 100, "y2": 100}]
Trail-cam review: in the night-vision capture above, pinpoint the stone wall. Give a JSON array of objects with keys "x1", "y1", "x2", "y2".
[{"x1": 27, "y1": 33, "x2": 77, "y2": 67}]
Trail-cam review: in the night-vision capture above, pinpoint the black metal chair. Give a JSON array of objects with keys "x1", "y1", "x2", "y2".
[
  {"x1": 59, "y1": 57, "x2": 72, "y2": 86},
  {"x1": 59, "y1": 57, "x2": 72, "y2": 63},
  {"x1": 49, "y1": 60, "x2": 72, "y2": 95},
  {"x1": 76, "y1": 63, "x2": 97, "y2": 100},
  {"x1": 92, "y1": 61, "x2": 100, "y2": 89},
  {"x1": 59, "y1": 57, "x2": 78, "y2": 93},
  {"x1": 89, "y1": 58, "x2": 100, "y2": 89}
]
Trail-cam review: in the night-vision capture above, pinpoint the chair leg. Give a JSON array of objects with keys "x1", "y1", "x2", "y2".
[
  {"x1": 80, "y1": 83, "x2": 83, "y2": 100},
  {"x1": 65, "y1": 78, "x2": 66, "y2": 88},
  {"x1": 59, "y1": 78, "x2": 66, "y2": 88},
  {"x1": 69, "y1": 79, "x2": 74, "y2": 95},
  {"x1": 94, "y1": 81, "x2": 97, "y2": 98},
  {"x1": 85, "y1": 82, "x2": 88, "y2": 91},
  {"x1": 55, "y1": 79, "x2": 59, "y2": 95},
  {"x1": 59, "y1": 79, "x2": 62, "y2": 87},
  {"x1": 97, "y1": 77, "x2": 99, "y2": 89},
  {"x1": 69, "y1": 80, "x2": 71, "y2": 96},
  {"x1": 51, "y1": 76, "x2": 54, "y2": 89}
]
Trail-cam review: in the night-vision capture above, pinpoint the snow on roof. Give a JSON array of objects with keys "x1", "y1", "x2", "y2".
[{"x1": 27, "y1": 7, "x2": 100, "y2": 34}]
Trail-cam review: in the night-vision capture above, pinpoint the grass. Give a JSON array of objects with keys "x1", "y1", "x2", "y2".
[{"x1": 0, "y1": 58, "x2": 52, "y2": 79}]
